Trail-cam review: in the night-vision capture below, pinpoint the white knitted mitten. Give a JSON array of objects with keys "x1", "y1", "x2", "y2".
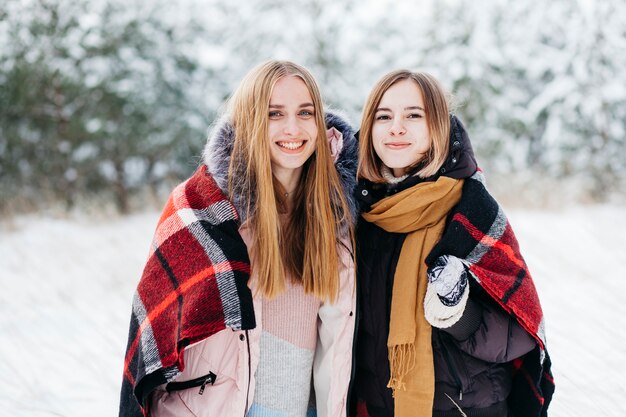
[{"x1": 424, "y1": 255, "x2": 470, "y2": 328}]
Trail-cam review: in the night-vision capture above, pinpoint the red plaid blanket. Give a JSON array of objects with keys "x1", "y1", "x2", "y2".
[
  {"x1": 426, "y1": 170, "x2": 554, "y2": 417},
  {"x1": 119, "y1": 165, "x2": 255, "y2": 417}
]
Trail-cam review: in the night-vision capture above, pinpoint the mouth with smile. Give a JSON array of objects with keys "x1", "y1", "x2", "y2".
[
  {"x1": 275, "y1": 140, "x2": 307, "y2": 153},
  {"x1": 384, "y1": 141, "x2": 411, "y2": 150}
]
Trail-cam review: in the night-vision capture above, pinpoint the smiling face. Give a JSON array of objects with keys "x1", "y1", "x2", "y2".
[
  {"x1": 268, "y1": 75, "x2": 318, "y2": 190},
  {"x1": 372, "y1": 79, "x2": 431, "y2": 177}
]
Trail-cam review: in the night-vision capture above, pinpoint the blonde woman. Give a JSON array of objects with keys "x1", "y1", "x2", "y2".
[
  {"x1": 119, "y1": 61, "x2": 358, "y2": 417},
  {"x1": 351, "y1": 70, "x2": 553, "y2": 417}
]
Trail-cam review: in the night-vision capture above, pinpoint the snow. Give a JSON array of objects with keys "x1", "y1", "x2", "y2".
[
  {"x1": 508, "y1": 206, "x2": 626, "y2": 416},
  {"x1": 1, "y1": 205, "x2": 624, "y2": 416}
]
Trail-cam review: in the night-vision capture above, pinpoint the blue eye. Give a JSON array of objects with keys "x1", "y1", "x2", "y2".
[
  {"x1": 299, "y1": 109, "x2": 314, "y2": 117},
  {"x1": 269, "y1": 111, "x2": 282, "y2": 118}
]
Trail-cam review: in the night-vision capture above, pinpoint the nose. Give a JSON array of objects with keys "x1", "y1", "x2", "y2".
[
  {"x1": 283, "y1": 116, "x2": 301, "y2": 136},
  {"x1": 389, "y1": 118, "x2": 406, "y2": 136}
]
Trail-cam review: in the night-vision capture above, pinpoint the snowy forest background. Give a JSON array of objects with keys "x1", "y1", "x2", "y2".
[
  {"x1": 2, "y1": 0, "x2": 625, "y2": 214},
  {"x1": 2, "y1": 0, "x2": 626, "y2": 416}
]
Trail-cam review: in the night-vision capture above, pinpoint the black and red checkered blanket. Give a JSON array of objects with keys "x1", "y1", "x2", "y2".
[
  {"x1": 426, "y1": 170, "x2": 554, "y2": 417},
  {"x1": 119, "y1": 165, "x2": 255, "y2": 417}
]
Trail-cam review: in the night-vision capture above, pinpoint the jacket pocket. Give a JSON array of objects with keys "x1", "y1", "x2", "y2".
[{"x1": 150, "y1": 329, "x2": 242, "y2": 417}]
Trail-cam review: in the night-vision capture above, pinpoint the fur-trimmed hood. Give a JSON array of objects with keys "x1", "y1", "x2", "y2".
[{"x1": 202, "y1": 111, "x2": 358, "y2": 225}]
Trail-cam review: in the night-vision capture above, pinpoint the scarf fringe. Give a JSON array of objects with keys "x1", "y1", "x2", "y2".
[{"x1": 387, "y1": 343, "x2": 416, "y2": 393}]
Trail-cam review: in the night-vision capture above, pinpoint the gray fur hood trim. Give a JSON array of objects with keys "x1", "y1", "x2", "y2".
[{"x1": 202, "y1": 110, "x2": 358, "y2": 225}]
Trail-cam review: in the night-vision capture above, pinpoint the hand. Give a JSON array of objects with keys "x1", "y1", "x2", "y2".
[{"x1": 427, "y1": 255, "x2": 469, "y2": 307}]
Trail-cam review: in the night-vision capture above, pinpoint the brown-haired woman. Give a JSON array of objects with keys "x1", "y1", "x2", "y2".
[
  {"x1": 351, "y1": 70, "x2": 554, "y2": 417},
  {"x1": 119, "y1": 60, "x2": 358, "y2": 417}
]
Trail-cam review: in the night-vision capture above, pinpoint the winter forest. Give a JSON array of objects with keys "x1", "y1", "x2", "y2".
[
  {"x1": 2, "y1": 0, "x2": 625, "y2": 213},
  {"x1": 1, "y1": 0, "x2": 626, "y2": 416}
]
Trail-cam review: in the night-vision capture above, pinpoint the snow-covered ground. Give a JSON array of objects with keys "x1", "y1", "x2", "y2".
[{"x1": 0, "y1": 205, "x2": 625, "y2": 416}]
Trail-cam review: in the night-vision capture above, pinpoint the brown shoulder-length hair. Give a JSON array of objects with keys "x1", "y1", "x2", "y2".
[
  {"x1": 226, "y1": 60, "x2": 352, "y2": 302},
  {"x1": 358, "y1": 70, "x2": 450, "y2": 182}
]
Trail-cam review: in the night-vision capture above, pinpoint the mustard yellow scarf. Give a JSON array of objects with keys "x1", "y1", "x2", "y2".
[{"x1": 362, "y1": 176, "x2": 463, "y2": 417}]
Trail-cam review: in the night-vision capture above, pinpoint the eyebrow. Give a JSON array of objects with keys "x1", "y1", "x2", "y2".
[
  {"x1": 376, "y1": 106, "x2": 425, "y2": 112},
  {"x1": 269, "y1": 103, "x2": 315, "y2": 109}
]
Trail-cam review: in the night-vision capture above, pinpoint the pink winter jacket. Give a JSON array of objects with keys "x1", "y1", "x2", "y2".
[{"x1": 149, "y1": 231, "x2": 356, "y2": 417}]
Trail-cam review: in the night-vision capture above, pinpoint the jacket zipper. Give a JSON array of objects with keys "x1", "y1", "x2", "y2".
[
  {"x1": 346, "y1": 285, "x2": 360, "y2": 416},
  {"x1": 165, "y1": 371, "x2": 217, "y2": 393},
  {"x1": 438, "y1": 332, "x2": 465, "y2": 401},
  {"x1": 244, "y1": 329, "x2": 251, "y2": 417}
]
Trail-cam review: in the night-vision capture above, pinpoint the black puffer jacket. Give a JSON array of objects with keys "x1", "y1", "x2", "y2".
[{"x1": 351, "y1": 116, "x2": 536, "y2": 417}]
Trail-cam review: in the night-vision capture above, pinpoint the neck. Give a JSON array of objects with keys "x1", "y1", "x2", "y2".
[
  {"x1": 382, "y1": 166, "x2": 409, "y2": 184},
  {"x1": 391, "y1": 167, "x2": 409, "y2": 178},
  {"x1": 273, "y1": 166, "x2": 303, "y2": 212}
]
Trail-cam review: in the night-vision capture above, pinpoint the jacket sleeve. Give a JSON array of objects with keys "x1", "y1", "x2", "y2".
[
  {"x1": 313, "y1": 241, "x2": 356, "y2": 417},
  {"x1": 443, "y1": 296, "x2": 537, "y2": 364}
]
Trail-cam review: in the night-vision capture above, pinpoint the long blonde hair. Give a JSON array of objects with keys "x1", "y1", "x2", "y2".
[
  {"x1": 227, "y1": 60, "x2": 352, "y2": 302},
  {"x1": 358, "y1": 70, "x2": 450, "y2": 182}
]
